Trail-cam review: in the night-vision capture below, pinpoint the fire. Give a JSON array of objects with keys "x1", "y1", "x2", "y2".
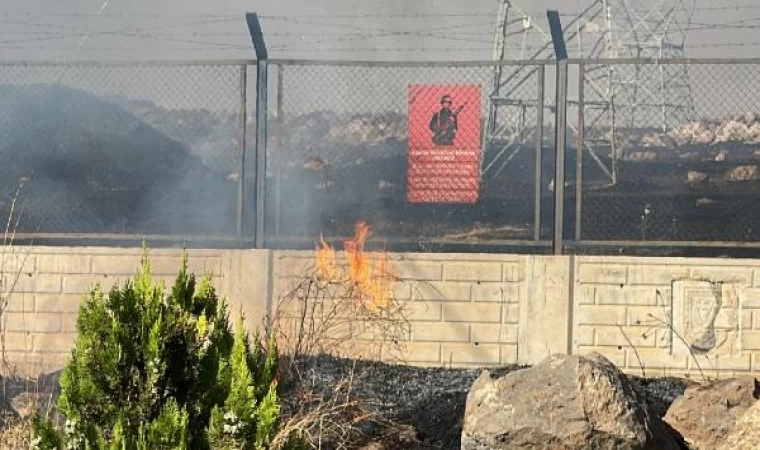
[
  {"x1": 345, "y1": 221, "x2": 371, "y2": 288},
  {"x1": 315, "y1": 235, "x2": 337, "y2": 280},
  {"x1": 314, "y1": 221, "x2": 394, "y2": 311}
]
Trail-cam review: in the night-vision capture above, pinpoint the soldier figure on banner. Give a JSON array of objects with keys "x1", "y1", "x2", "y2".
[{"x1": 429, "y1": 94, "x2": 466, "y2": 146}]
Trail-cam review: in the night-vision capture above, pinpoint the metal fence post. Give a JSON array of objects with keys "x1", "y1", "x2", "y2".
[
  {"x1": 534, "y1": 65, "x2": 545, "y2": 242},
  {"x1": 274, "y1": 64, "x2": 284, "y2": 239},
  {"x1": 575, "y1": 63, "x2": 585, "y2": 242},
  {"x1": 548, "y1": 10, "x2": 568, "y2": 255},
  {"x1": 553, "y1": 61, "x2": 568, "y2": 255},
  {"x1": 236, "y1": 65, "x2": 247, "y2": 239},
  {"x1": 255, "y1": 61, "x2": 268, "y2": 249},
  {"x1": 246, "y1": 13, "x2": 268, "y2": 248}
]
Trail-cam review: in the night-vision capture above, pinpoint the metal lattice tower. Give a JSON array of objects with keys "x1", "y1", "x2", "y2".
[{"x1": 484, "y1": 0, "x2": 697, "y2": 184}]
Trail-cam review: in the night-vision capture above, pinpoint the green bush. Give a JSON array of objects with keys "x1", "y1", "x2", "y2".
[{"x1": 32, "y1": 248, "x2": 283, "y2": 450}]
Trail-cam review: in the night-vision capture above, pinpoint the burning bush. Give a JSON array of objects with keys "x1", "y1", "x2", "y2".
[
  {"x1": 315, "y1": 222, "x2": 394, "y2": 312},
  {"x1": 275, "y1": 221, "x2": 408, "y2": 360}
]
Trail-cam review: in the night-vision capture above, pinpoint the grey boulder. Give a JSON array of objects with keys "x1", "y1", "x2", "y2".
[
  {"x1": 719, "y1": 396, "x2": 760, "y2": 450},
  {"x1": 664, "y1": 377, "x2": 759, "y2": 450},
  {"x1": 461, "y1": 353, "x2": 679, "y2": 450}
]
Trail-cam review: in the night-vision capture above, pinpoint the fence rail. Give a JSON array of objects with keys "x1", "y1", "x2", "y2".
[{"x1": 2, "y1": 57, "x2": 760, "y2": 255}]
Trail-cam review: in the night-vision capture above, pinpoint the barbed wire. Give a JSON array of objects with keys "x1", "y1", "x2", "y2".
[
  {"x1": 2, "y1": 3, "x2": 760, "y2": 58},
  {"x1": 2, "y1": 3, "x2": 758, "y2": 19},
  {"x1": 0, "y1": 44, "x2": 497, "y2": 53}
]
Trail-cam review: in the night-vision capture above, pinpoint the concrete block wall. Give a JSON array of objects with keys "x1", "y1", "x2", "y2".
[
  {"x1": 3, "y1": 246, "x2": 760, "y2": 378},
  {"x1": 1, "y1": 247, "x2": 268, "y2": 376},
  {"x1": 271, "y1": 251, "x2": 528, "y2": 367},
  {"x1": 573, "y1": 256, "x2": 760, "y2": 377}
]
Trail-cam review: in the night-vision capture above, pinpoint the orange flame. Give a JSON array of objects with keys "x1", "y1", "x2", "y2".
[
  {"x1": 315, "y1": 235, "x2": 338, "y2": 281},
  {"x1": 314, "y1": 221, "x2": 394, "y2": 311},
  {"x1": 345, "y1": 221, "x2": 371, "y2": 288}
]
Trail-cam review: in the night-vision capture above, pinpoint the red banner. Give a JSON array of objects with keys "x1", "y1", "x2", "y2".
[{"x1": 407, "y1": 85, "x2": 481, "y2": 204}]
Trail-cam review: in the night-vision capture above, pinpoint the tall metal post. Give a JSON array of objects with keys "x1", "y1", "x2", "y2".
[
  {"x1": 236, "y1": 66, "x2": 248, "y2": 238},
  {"x1": 575, "y1": 63, "x2": 585, "y2": 242},
  {"x1": 246, "y1": 13, "x2": 268, "y2": 248},
  {"x1": 274, "y1": 64, "x2": 284, "y2": 239},
  {"x1": 533, "y1": 65, "x2": 545, "y2": 242},
  {"x1": 548, "y1": 10, "x2": 568, "y2": 255}
]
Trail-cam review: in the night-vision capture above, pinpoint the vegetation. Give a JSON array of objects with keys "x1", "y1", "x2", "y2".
[{"x1": 31, "y1": 247, "x2": 288, "y2": 450}]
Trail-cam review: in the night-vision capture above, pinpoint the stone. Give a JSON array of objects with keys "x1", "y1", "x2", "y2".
[
  {"x1": 10, "y1": 392, "x2": 52, "y2": 419},
  {"x1": 725, "y1": 165, "x2": 759, "y2": 182},
  {"x1": 695, "y1": 197, "x2": 715, "y2": 207},
  {"x1": 461, "y1": 353, "x2": 679, "y2": 450},
  {"x1": 720, "y1": 397, "x2": 760, "y2": 450},
  {"x1": 663, "y1": 377, "x2": 760, "y2": 450},
  {"x1": 747, "y1": 123, "x2": 760, "y2": 143},
  {"x1": 625, "y1": 151, "x2": 658, "y2": 162},
  {"x1": 357, "y1": 424, "x2": 422, "y2": 450},
  {"x1": 715, "y1": 120, "x2": 749, "y2": 143},
  {"x1": 687, "y1": 171, "x2": 709, "y2": 187},
  {"x1": 641, "y1": 133, "x2": 667, "y2": 148}
]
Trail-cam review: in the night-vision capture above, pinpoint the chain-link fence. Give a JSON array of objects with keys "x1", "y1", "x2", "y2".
[
  {"x1": 573, "y1": 61, "x2": 760, "y2": 246},
  {"x1": 6, "y1": 57, "x2": 760, "y2": 253},
  {"x1": 264, "y1": 61, "x2": 550, "y2": 250},
  {"x1": 0, "y1": 61, "x2": 249, "y2": 238}
]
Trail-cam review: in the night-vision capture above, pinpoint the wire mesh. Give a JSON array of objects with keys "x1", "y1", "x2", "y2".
[
  {"x1": 10, "y1": 57, "x2": 760, "y2": 250},
  {"x1": 577, "y1": 62, "x2": 760, "y2": 243},
  {"x1": 265, "y1": 61, "x2": 548, "y2": 248},
  {"x1": 0, "y1": 62, "x2": 248, "y2": 236}
]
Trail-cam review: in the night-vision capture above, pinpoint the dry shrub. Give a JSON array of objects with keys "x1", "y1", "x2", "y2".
[
  {"x1": 269, "y1": 222, "x2": 414, "y2": 449},
  {"x1": 0, "y1": 417, "x2": 31, "y2": 450},
  {"x1": 0, "y1": 180, "x2": 44, "y2": 448},
  {"x1": 271, "y1": 365, "x2": 370, "y2": 450},
  {"x1": 272, "y1": 221, "x2": 410, "y2": 362},
  {"x1": 1, "y1": 180, "x2": 33, "y2": 375}
]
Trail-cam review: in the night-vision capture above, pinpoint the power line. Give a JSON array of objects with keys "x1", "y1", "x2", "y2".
[
  {"x1": 687, "y1": 41, "x2": 760, "y2": 48},
  {"x1": 0, "y1": 18, "x2": 250, "y2": 49},
  {"x1": 0, "y1": 3, "x2": 758, "y2": 19},
  {"x1": 0, "y1": 11, "x2": 497, "y2": 18},
  {"x1": 0, "y1": 45, "x2": 252, "y2": 51},
  {"x1": 0, "y1": 44, "x2": 498, "y2": 52}
]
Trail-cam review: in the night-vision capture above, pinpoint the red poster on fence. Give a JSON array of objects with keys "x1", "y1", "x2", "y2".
[{"x1": 407, "y1": 85, "x2": 481, "y2": 204}]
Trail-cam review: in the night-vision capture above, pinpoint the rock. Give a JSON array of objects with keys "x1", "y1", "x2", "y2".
[
  {"x1": 641, "y1": 133, "x2": 667, "y2": 148},
  {"x1": 715, "y1": 120, "x2": 749, "y2": 143},
  {"x1": 669, "y1": 121, "x2": 716, "y2": 146},
  {"x1": 663, "y1": 377, "x2": 760, "y2": 450},
  {"x1": 461, "y1": 353, "x2": 679, "y2": 450},
  {"x1": 625, "y1": 151, "x2": 658, "y2": 161},
  {"x1": 747, "y1": 123, "x2": 760, "y2": 143},
  {"x1": 725, "y1": 165, "x2": 759, "y2": 182},
  {"x1": 10, "y1": 392, "x2": 52, "y2": 419},
  {"x1": 720, "y1": 396, "x2": 760, "y2": 450},
  {"x1": 357, "y1": 424, "x2": 422, "y2": 450},
  {"x1": 687, "y1": 171, "x2": 709, "y2": 187},
  {"x1": 628, "y1": 376, "x2": 696, "y2": 421},
  {"x1": 696, "y1": 197, "x2": 715, "y2": 207}
]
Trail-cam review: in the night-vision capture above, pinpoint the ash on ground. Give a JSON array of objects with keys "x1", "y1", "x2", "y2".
[
  {"x1": 279, "y1": 354, "x2": 691, "y2": 450},
  {"x1": 0, "y1": 355, "x2": 691, "y2": 449}
]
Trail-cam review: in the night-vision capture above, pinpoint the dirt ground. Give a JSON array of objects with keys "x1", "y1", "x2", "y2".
[
  {"x1": 280, "y1": 354, "x2": 691, "y2": 450},
  {"x1": 0, "y1": 355, "x2": 691, "y2": 450}
]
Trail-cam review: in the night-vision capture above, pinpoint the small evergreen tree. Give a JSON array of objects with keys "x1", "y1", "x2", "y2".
[{"x1": 32, "y1": 246, "x2": 282, "y2": 450}]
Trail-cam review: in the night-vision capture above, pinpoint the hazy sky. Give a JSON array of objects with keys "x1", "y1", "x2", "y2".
[{"x1": 0, "y1": 0, "x2": 755, "y2": 61}]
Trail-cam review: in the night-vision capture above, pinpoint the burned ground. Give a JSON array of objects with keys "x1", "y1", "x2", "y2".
[
  {"x1": 4, "y1": 91, "x2": 760, "y2": 254},
  {"x1": 0, "y1": 354, "x2": 690, "y2": 450}
]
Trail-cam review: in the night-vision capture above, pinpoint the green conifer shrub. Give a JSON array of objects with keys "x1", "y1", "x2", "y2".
[{"x1": 31, "y1": 247, "x2": 283, "y2": 450}]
